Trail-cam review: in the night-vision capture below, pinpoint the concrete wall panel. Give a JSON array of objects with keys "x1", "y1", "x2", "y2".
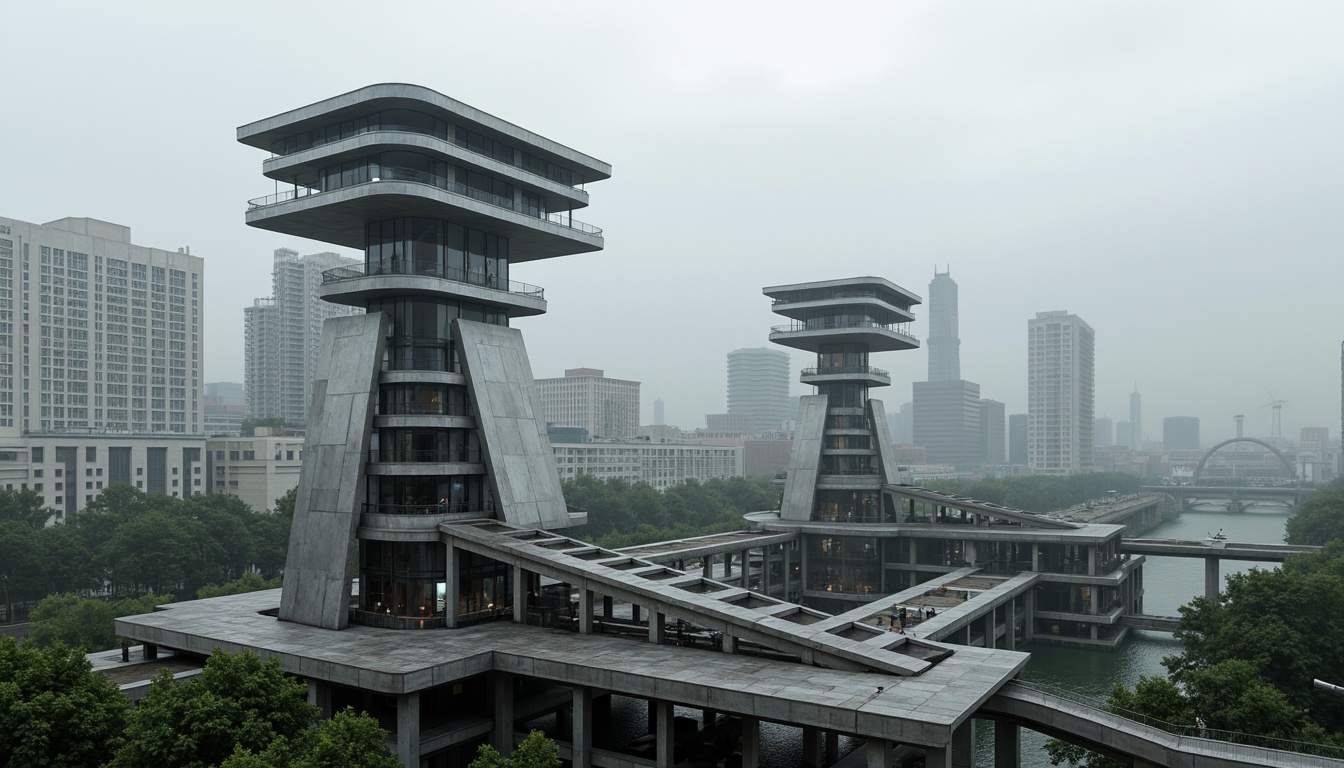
[
  {"x1": 781, "y1": 394, "x2": 828, "y2": 521},
  {"x1": 279, "y1": 313, "x2": 388, "y2": 629},
  {"x1": 868, "y1": 399, "x2": 903, "y2": 484}
]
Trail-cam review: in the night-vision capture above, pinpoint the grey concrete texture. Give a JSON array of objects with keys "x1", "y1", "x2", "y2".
[
  {"x1": 780, "y1": 394, "x2": 828, "y2": 522},
  {"x1": 280, "y1": 313, "x2": 389, "y2": 629},
  {"x1": 867, "y1": 399, "x2": 902, "y2": 485},
  {"x1": 455, "y1": 320, "x2": 570, "y2": 529}
]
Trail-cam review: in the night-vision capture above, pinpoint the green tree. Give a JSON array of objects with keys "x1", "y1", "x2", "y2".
[
  {"x1": 0, "y1": 637, "x2": 130, "y2": 768},
  {"x1": 219, "y1": 706, "x2": 399, "y2": 768},
  {"x1": 28, "y1": 593, "x2": 172, "y2": 651},
  {"x1": 1285, "y1": 477, "x2": 1344, "y2": 545},
  {"x1": 197, "y1": 572, "x2": 283, "y2": 599},
  {"x1": 111, "y1": 649, "x2": 319, "y2": 768},
  {"x1": 0, "y1": 488, "x2": 54, "y2": 529},
  {"x1": 0, "y1": 521, "x2": 42, "y2": 622},
  {"x1": 468, "y1": 730, "x2": 560, "y2": 768}
]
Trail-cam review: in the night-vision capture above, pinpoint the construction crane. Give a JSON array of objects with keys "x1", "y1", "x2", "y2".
[{"x1": 1261, "y1": 389, "x2": 1290, "y2": 448}]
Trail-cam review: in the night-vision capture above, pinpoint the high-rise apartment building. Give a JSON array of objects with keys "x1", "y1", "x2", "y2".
[
  {"x1": 1094, "y1": 417, "x2": 1113, "y2": 447},
  {"x1": 1129, "y1": 387, "x2": 1143, "y2": 450},
  {"x1": 653, "y1": 397, "x2": 664, "y2": 426},
  {"x1": 1008, "y1": 413, "x2": 1028, "y2": 466},
  {"x1": 536, "y1": 368, "x2": 640, "y2": 438},
  {"x1": 726, "y1": 347, "x2": 790, "y2": 435},
  {"x1": 979, "y1": 399, "x2": 1005, "y2": 465},
  {"x1": 244, "y1": 248, "x2": 361, "y2": 427},
  {"x1": 1116, "y1": 421, "x2": 1131, "y2": 449},
  {"x1": 1163, "y1": 417, "x2": 1200, "y2": 451},
  {"x1": 0, "y1": 215, "x2": 206, "y2": 517},
  {"x1": 913, "y1": 269, "x2": 981, "y2": 467},
  {"x1": 1027, "y1": 311, "x2": 1095, "y2": 475}
]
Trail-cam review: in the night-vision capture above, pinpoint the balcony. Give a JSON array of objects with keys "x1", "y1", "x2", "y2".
[
  {"x1": 319, "y1": 261, "x2": 547, "y2": 316},
  {"x1": 768, "y1": 320, "x2": 919, "y2": 353},
  {"x1": 800, "y1": 365, "x2": 892, "y2": 387},
  {"x1": 323, "y1": 262, "x2": 543, "y2": 297}
]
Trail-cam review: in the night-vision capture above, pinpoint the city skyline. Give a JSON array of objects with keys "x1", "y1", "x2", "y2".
[{"x1": 1, "y1": 2, "x2": 1339, "y2": 444}]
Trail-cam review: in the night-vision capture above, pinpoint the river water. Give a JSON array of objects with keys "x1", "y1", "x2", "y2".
[{"x1": 999, "y1": 502, "x2": 1293, "y2": 767}]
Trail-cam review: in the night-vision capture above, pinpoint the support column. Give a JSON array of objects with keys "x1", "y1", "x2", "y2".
[
  {"x1": 741, "y1": 548, "x2": 751, "y2": 589},
  {"x1": 579, "y1": 589, "x2": 594, "y2": 634},
  {"x1": 1089, "y1": 545, "x2": 1098, "y2": 576},
  {"x1": 1205, "y1": 557, "x2": 1220, "y2": 600},
  {"x1": 824, "y1": 731, "x2": 839, "y2": 765},
  {"x1": 703, "y1": 557, "x2": 712, "y2": 578},
  {"x1": 994, "y1": 721, "x2": 1020, "y2": 768},
  {"x1": 724, "y1": 551, "x2": 733, "y2": 578},
  {"x1": 445, "y1": 540, "x2": 460, "y2": 628},
  {"x1": 307, "y1": 679, "x2": 332, "y2": 717},
  {"x1": 1023, "y1": 588, "x2": 1035, "y2": 643},
  {"x1": 801, "y1": 727, "x2": 820, "y2": 768},
  {"x1": 632, "y1": 604, "x2": 641, "y2": 624},
  {"x1": 923, "y1": 745, "x2": 951, "y2": 768},
  {"x1": 866, "y1": 737, "x2": 891, "y2": 768},
  {"x1": 762, "y1": 546, "x2": 772, "y2": 594},
  {"x1": 984, "y1": 611, "x2": 995, "y2": 649},
  {"x1": 784, "y1": 544, "x2": 794, "y2": 599},
  {"x1": 721, "y1": 632, "x2": 738, "y2": 654},
  {"x1": 572, "y1": 686, "x2": 593, "y2": 768},
  {"x1": 1005, "y1": 596, "x2": 1017, "y2": 651},
  {"x1": 649, "y1": 610, "x2": 665, "y2": 644},
  {"x1": 909, "y1": 538, "x2": 918, "y2": 565},
  {"x1": 603, "y1": 595, "x2": 613, "y2": 619},
  {"x1": 740, "y1": 715, "x2": 760, "y2": 768},
  {"x1": 493, "y1": 672, "x2": 514, "y2": 755},
  {"x1": 1031, "y1": 543, "x2": 1039, "y2": 572},
  {"x1": 654, "y1": 701, "x2": 674, "y2": 768},
  {"x1": 143, "y1": 644, "x2": 157, "y2": 661},
  {"x1": 951, "y1": 720, "x2": 973, "y2": 768},
  {"x1": 396, "y1": 692, "x2": 420, "y2": 768},
  {"x1": 513, "y1": 565, "x2": 526, "y2": 624}
]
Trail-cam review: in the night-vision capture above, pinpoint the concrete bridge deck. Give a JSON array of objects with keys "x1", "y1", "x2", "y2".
[{"x1": 1120, "y1": 537, "x2": 1320, "y2": 562}]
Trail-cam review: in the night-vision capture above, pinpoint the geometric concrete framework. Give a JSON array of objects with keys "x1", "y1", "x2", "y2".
[
  {"x1": 455, "y1": 320, "x2": 570, "y2": 529},
  {"x1": 765, "y1": 276, "x2": 921, "y2": 524},
  {"x1": 279, "y1": 313, "x2": 389, "y2": 629}
]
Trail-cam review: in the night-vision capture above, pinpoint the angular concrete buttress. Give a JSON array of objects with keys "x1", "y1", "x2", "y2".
[
  {"x1": 279, "y1": 312, "x2": 389, "y2": 629},
  {"x1": 868, "y1": 399, "x2": 902, "y2": 484},
  {"x1": 454, "y1": 319, "x2": 570, "y2": 529},
  {"x1": 780, "y1": 394, "x2": 829, "y2": 522}
]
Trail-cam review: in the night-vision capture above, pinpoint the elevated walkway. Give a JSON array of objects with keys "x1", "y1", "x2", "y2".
[{"x1": 1120, "y1": 538, "x2": 1320, "y2": 562}]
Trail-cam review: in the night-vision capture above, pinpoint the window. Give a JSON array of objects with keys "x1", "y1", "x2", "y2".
[
  {"x1": 31, "y1": 447, "x2": 43, "y2": 463},
  {"x1": 85, "y1": 446, "x2": 96, "y2": 462},
  {"x1": 33, "y1": 469, "x2": 42, "y2": 478}
]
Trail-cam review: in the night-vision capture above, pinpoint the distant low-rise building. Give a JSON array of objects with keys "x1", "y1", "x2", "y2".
[
  {"x1": 551, "y1": 439, "x2": 742, "y2": 489},
  {"x1": 206, "y1": 428, "x2": 304, "y2": 513},
  {"x1": 536, "y1": 368, "x2": 640, "y2": 439}
]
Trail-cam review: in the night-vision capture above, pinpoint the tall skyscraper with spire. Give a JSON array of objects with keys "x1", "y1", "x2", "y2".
[
  {"x1": 1129, "y1": 386, "x2": 1143, "y2": 450},
  {"x1": 913, "y1": 268, "x2": 981, "y2": 466}
]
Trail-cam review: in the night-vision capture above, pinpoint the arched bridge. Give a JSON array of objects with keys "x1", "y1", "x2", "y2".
[{"x1": 1193, "y1": 437, "x2": 1295, "y2": 481}]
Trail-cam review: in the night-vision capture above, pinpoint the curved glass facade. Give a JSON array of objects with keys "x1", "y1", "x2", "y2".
[
  {"x1": 359, "y1": 540, "x2": 446, "y2": 621},
  {"x1": 366, "y1": 218, "x2": 510, "y2": 288}
]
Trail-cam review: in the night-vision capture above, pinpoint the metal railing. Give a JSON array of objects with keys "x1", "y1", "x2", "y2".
[
  {"x1": 350, "y1": 609, "x2": 447, "y2": 630},
  {"x1": 362, "y1": 502, "x2": 470, "y2": 516},
  {"x1": 770, "y1": 320, "x2": 917, "y2": 338},
  {"x1": 801, "y1": 365, "x2": 890, "y2": 378},
  {"x1": 1010, "y1": 679, "x2": 1344, "y2": 761},
  {"x1": 248, "y1": 175, "x2": 602, "y2": 236},
  {"x1": 367, "y1": 449, "x2": 481, "y2": 464},
  {"x1": 321, "y1": 262, "x2": 544, "y2": 298}
]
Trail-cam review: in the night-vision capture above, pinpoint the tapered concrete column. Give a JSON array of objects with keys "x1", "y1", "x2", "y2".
[
  {"x1": 579, "y1": 589, "x2": 594, "y2": 634},
  {"x1": 951, "y1": 720, "x2": 973, "y2": 768},
  {"x1": 445, "y1": 541, "x2": 460, "y2": 628},
  {"x1": 649, "y1": 611, "x2": 665, "y2": 644},
  {"x1": 396, "y1": 692, "x2": 420, "y2": 768},
  {"x1": 994, "y1": 721, "x2": 1020, "y2": 768},
  {"x1": 307, "y1": 679, "x2": 332, "y2": 717},
  {"x1": 824, "y1": 731, "x2": 839, "y2": 764},
  {"x1": 572, "y1": 686, "x2": 593, "y2": 768},
  {"x1": 740, "y1": 715, "x2": 760, "y2": 768},
  {"x1": 866, "y1": 737, "x2": 891, "y2": 768},
  {"x1": 655, "y1": 701, "x2": 674, "y2": 768},
  {"x1": 802, "y1": 727, "x2": 820, "y2": 768},
  {"x1": 1205, "y1": 556, "x2": 1220, "y2": 599},
  {"x1": 493, "y1": 672, "x2": 514, "y2": 755},
  {"x1": 513, "y1": 565, "x2": 526, "y2": 623}
]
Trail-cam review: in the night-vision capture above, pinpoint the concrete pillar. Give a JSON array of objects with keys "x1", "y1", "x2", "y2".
[
  {"x1": 572, "y1": 686, "x2": 593, "y2": 768},
  {"x1": 307, "y1": 679, "x2": 332, "y2": 717},
  {"x1": 1023, "y1": 589, "x2": 1035, "y2": 643},
  {"x1": 493, "y1": 672, "x2": 514, "y2": 755},
  {"x1": 784, "y1": 544, "x2": 794, "y2": 599},
  {"x1": 702, "y1": 708, "x2": 716, "y2": 726},
  {"x1": 513, "y1": 565, "x2": 526, "y2": 624},
  {"x1": 923, "y1": 745, "x2": 951, "y2": 768},
  {"x1": 722, "y1": 632, "x2": 738, "y2": 654},
  {"x1": 445, "y1": 541, "x2": 460, "y2": 628},
  {"x1": 951, "y1": 720, "x2": 973, "y2": 768},
  {"x1": 910, "y1": 538, "x2": 918, "y2": 565},
  {"x1": 724, "y1": 551, "x2": 733, "y2": 577},
  {"x1": 741, "y1": 548, "x2": 751, "y2": 589},
  {"x1": 1205, "y1": 557, "x2": 1220, "y2": 600},
  {"x1": 1031, "y1": 543, "x2": 1039, "y2": 572},
  {"x1": 579, "y1": 589, "x2": 594, "y2": 634},
  {"x1": 703, "y1": 557, "x2": 712, "y2": 578},
  {"x1": 802, "y1": 727, "x2": 820, "y2": 768},
  {"x1": 824, "y1": 731, "x2": 839, "y2": 765},
  {"x1": 649, "y1": 611, "x2": 665, "y2": 644},
  {"x1": 740, "y1": 715, "x2": 760, "y2": 768},
  {"x1": 984, "y1": 611, "x2": 995, "y2": 649},
  {"x1": 396, "y1": 692, "x2": 420, "y2": 768},
  {"x1": 632, "y1": 604, "x2": 641, "y2": 623},
  {"x1": 1089, "y1": 545, "x2": 1098, "y2": 576},
  {"x1": 143, "y1": 644, "x2": 158, "y2": 661},
  {"x1": 866, "y1": 737, "x2": 891, "y2": 768},
  {"x1": 994, "y1": 721, "x2": 1020, "y2": 768},
  {"x1": 603, "y1": 594, "x2": 614, "y2": 619},
  {"x1": 762, "y1": 546, "x2": 772, "y2": 594},
  {"x1": 965, "y1": 539, "x2": 976, "y2": 567},
  {"x1": 654, "y1": 700, "x2": 674, "y2": 768},
  {"x1": 1005, "y1": 597, "x2": 1017, "y2": 651}
]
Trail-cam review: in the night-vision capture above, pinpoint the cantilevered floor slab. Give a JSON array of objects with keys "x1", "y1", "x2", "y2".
[{"x1": 116, "y1": 589, "x2": 1025, "y2": 751}]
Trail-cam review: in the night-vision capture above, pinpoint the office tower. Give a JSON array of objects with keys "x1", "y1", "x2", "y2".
[
  {"x1": 653, "y1": 397, "x2": 664, "y2": 425},
  {"x1": 1300, "y1": 427, "x2": 1329, "y2": 459},
  {"x1": 1027, "y1": 311, "x2": 1095, "y2": 475},
  {"x1": 244, "y1": 248, "x2": 361, "y2": 427},
  {"x1": 1094, "y1": 417, "x2": 1113, "y2": 447},
  {"x1": 237, "y1": 83, "x2": 610, "y2": 629},
  {"x1": 896, "y1": 401, "x2": 914, "y2": 444},
  {"x1": 536, "y1": 368, "x2": 640, "y2": 439},
  {"x1": 927, "y1": 268, "x2": 960, "y2": 381},
  {"x1": 726, "y1": 347, "x2": 791, "y2": 434},
  {"x1": 1116, "y1": 421, "x2": 1131, "y2": 449},
  {"x1": 767, "y1": 276, "x2": 920, "y2": 522},
  {"x1": 0, "y1": 215, "x2": 206, "y2": 518},
  {"x1": 979, "y1": 399, "x2": 1006, "y2": 465},
  {"x1": 1129, "y1": 386, "x2": 1142, "y2": 450},
  {"x1": 1162, "y1": 417, "x2": 1200, "y2": 451},
  {"x1": 204, "y1": 381, "x2": 247, "y2": 436},
  {"x1": 1008, "y1": 413, "x2": 1028, "y2": 465},
  {"x1": 912, "y1": 269, "x2": 982, "y2": 466}
]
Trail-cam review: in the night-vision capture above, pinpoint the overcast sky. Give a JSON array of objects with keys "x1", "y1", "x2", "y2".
[{"x1": 3, "y1": 2, "x2": 1340, "y2": 446}]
